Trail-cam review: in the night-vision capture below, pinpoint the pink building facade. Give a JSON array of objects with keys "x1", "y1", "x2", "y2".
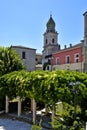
[{"x1": 52, "y1": 43, "x2": 84, "y2": 71}]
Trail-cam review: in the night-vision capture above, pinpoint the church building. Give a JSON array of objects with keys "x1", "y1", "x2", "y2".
[{"x1": 42, "y1": 12, "x2": 87, "y2": 72}]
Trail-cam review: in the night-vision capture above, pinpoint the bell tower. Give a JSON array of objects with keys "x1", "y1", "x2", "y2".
[{"x1": 42, "y1": 15, "x2": 59, "y2": 69}]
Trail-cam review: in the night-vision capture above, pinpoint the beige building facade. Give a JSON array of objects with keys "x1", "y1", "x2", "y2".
[{"x1": 12, "y1": 45, "x2": 36, "y2": 71}]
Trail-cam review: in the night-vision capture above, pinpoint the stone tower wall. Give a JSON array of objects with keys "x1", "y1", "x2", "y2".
[{"x1": 83, "y1": 12, "x2": 87, "y2": 72}]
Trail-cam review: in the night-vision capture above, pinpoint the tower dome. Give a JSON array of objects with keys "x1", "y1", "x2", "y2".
[{"x1": 46, "y1": 15, "x2": 55, "y2": 32}]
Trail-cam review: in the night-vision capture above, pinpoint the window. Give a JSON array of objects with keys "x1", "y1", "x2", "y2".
[
  {"x1": 66, "y1": 55, "x2": 70, "y2": 64},
  {"x1": 22, "y1": 51, "x2": 26, "y2": 59},
  {"x1": 46, "y1": 39, "x2": 48, "y2": 44},
  {"x1": 52, "y1": 38, "x2": 55, "y2": 43},
  {"x1": 35, "y1": 58, "x2": 38, "y2": 61},
  {"x1": 48, "y1": 59, "x2": 51, "y2": 64},
  {"x1": 74, "y1": 53, "x2": 79, "y2": 63},
  {"x1": 56, "y1": 57, "x2": 60, "y2": 65}
]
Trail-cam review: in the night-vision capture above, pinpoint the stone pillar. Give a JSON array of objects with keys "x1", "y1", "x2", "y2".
[
  {"x1": 31, "y1": 99, "x2": 33, "y2": 112},
  {"x1": 6, "y1": 96, "x2": 9, "y2": 113},
  {"x1": 52, "y1": 105, "x2": 55, "y2": 123},
  {"x1": 32, "y1": 98, "x2": 36, "y2": 124},
  {"x1": 45, "y1": 104, "x2": 49, "y2": 114},
  {"x1": 86, "y1": 122, "x2": 87, "y2": 130},
  {"x1": 18, "y1": 96, "x2": 21, "y2": 117}
]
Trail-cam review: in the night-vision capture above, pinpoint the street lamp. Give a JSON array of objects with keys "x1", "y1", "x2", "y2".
[{"x1": 69, "y1": 81, "x2": 81, "y2": 120}]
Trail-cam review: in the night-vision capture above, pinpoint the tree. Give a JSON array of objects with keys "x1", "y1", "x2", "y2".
[
  {"x1": 51, "y1": 70, "x2": 86, "y2": 129},
  {"x1": 0, "y1": 46, "x2": 25, "y2": 110},
  {"x1": 0, "y1": 46, "x2": 25, "y2": 76}
]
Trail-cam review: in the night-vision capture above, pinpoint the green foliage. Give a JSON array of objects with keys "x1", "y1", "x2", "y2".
[
  {"x1": 0, "y1": 68, "x2": 87, "y2": 127},
  {"x1": 52, "y1": 117, "x2": 64, "y2": 130},
  {"x1": 0, "y1": 46, "x2": 26, "y2": 109},
  {"x1": 0, "y1": 95, "x2": 5, "y2": 110},
  {"x1": 0, "y1": 69, "x2": 87, "y2": 105},
  {"x1": 53, "y1": 101, "x2": 85, "y2": 129},
  {"x1": 31, "y1": 125, "x2": 42, "y2": 130},
  {"x1": 0, "y1": 46, "x2": 25, "y2": 76}
]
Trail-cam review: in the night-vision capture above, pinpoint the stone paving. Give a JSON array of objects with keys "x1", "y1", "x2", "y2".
[
  {"x1": 0, "y1": 115, "x2": 49, "y2": 130},
  {"x1": 0, "y1": 118, "x2": 31, "y2": 130}
]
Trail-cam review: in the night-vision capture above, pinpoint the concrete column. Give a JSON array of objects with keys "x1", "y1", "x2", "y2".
[
  {"x1": 18, "y1": 96, "x2": 21, "y2": 117},
  {"x1": 32, "y1": 98, "x2": 36, "y2": 124},
  {"x1": 6, "y1": 96, "x2": 9, "y2": 113}
]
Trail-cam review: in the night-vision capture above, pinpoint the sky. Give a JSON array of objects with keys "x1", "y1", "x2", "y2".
[{"x1": 0, "y1": 0, "x2": 87, "y2": 53}]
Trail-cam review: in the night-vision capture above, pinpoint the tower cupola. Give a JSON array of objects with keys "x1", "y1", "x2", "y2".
[{"x1": 46, "y1": 15, "x2": 55, "y2": 32}]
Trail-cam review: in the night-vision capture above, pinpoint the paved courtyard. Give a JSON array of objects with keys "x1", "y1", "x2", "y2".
[
  {"x1": 0, "y1": 118, "x2": 31, "y2": 130},
  {"x1": 0, "y1": 118, "x2": 48, "y2": 130}
]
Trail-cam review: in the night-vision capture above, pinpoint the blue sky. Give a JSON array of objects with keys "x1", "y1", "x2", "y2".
[{"x1": 0, "y1": 0, "x2": 87, "y2": 53}]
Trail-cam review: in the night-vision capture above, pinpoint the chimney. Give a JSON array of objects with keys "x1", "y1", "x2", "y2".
[
  {"x1": 70, "y1": 44, "x2": 72, "y2": 47},
  {"x1": 64, "y1": 45, "x2": 66, "y2": 49},
  {"x1": 80, "y1": 40, "x2": 84, "y2": 43}
]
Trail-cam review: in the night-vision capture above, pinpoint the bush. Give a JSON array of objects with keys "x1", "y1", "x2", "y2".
[{"x1": 31, "y1": 125, "x2": 42, "y2": 130}]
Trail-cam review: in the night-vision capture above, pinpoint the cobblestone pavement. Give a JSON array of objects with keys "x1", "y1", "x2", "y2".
[{"x1": 0, "y1": 116, "x2": 48, "y2": 130}]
